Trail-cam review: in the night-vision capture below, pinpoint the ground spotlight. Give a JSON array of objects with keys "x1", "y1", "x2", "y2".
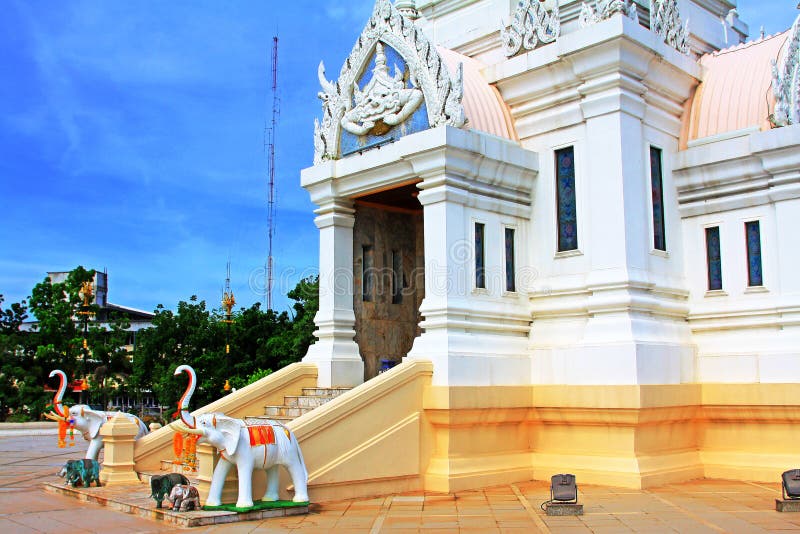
[
  {"x1": 776, "y1": 469, "x2": 800, "y2": 512},
  {"x1": 783, "y1": 470, "x2": 800, "y2": 500},
  {"x1": 542, "y1": 473, "x2": 583, "y2": 516},
  {"x1": 551, "y1": 473, "x2": 578, "y2": 503}
]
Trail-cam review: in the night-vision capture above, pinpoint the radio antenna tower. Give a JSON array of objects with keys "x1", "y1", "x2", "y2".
[{"x1": 266, "y1": 36, "x2": 279, "y2": 310}]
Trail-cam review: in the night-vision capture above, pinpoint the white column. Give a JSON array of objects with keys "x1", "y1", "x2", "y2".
[
  {"x1": 302, "y1": 199, "x2": 364, "y2": 387},
  {"x1": 406, "y1": 168, "x2": 531, "y2": 387}
]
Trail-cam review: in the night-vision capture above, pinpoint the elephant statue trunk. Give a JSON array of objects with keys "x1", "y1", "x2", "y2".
[
  {"x1": 44, "y1": 369, "x2": 70, "y2": 421},
  {"x1": 174, "y1": 365, "x2": 197, "y2": 429}
]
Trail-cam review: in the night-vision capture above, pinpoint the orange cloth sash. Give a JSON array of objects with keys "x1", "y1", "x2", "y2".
[{"x1": 248, "y1": 425, "x2": 275, "y2": 447}]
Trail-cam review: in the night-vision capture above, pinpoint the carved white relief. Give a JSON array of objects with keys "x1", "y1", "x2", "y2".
[
  {"x1": 341, "y1": 43, "x2": 424, "y2": 136},
  {"x1": 501, "y1": 0, "x2": 560, "y2": 58},
  {"x1": 650, "y1": 0, "x2": 691, "y2": 55},
  {"x1": 579, "y1": 0, "x2": 639, "y2": 28},
  {"x1": 314, "y1": 0, "x2": 465, "y2": 163},
  {"x1": 771, "y1": 15, "x2": 800, "y2": 127}
]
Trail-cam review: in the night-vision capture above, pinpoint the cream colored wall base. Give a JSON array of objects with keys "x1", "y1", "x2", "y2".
[{"x1": 292, "y1": 374, "x2": 800, "y2": 500}]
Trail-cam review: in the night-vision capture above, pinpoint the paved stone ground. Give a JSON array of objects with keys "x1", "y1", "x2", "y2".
[{"x1": 2, "y1": 432, "x2": 800, "y2": 532}]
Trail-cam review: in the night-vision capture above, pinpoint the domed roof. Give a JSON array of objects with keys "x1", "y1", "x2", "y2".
[
  {"x1": 438, "y1": 47, "x2": 519, "y2": 142},
  {"x1": 680, "y1": 31, "x2": 789, "y2": 148}
]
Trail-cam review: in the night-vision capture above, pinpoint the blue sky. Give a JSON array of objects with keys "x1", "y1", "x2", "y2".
[{"x1": 0, "y1": 1, "x2": 794, "y2": 315}]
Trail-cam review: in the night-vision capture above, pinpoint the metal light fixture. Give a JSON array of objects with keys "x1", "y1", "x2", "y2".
[
  {"x1": 782, "y1": 470, "x2": 800, "y2": 500},
  {"x1": 550, "y1": 473, "x2": 578, "y2": 504}
]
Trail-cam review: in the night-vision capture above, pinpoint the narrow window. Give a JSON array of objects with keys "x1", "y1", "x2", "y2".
[
  {"x1": 650, "y1": 146, "x2": 667, "y2": 251},
  {"x1": 555, "y1": 147, "x2": 578, "y2": 251},
  {"x1": 505, "y1": 228, "x2": 516, "y2": 292},
  {"x1": 391, "y1": 250, "x2": 402, "y2": 304},
  {"x1": 705, "y1": 226, "x2": 722, "y2": 291},
  {"x1": 745, "y1": 221, "x2": 763, "y2": 287},
  {"x1": 362, "y1": 245, "x2": 373, "y2": 301},
  {"x1": 475, "y1": 222, "x2": 485, "y2": 289}
]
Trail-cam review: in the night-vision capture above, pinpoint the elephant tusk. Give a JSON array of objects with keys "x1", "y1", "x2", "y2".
[
  {"x1": 173, "y1": 422, "x2": 203, "y2": 436},
  {"x1": 44, "y1": 411, "x2": 67, "y2": 422}
]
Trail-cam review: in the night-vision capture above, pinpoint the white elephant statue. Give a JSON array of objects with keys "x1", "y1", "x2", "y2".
[
  {"x1": 174, "y1": 365, "x2": 309, "y2": 508},
  {"x1": 45, "y1": 370, "x2": 149, "y2": 460}
]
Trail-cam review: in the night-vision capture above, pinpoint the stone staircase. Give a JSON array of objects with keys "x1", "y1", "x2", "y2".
[
  {"x1": 154, "y1": 386, "x2": 350, "y2": 475},
  {"x1": 260, "y1": 387, "x2": 351, "y2": 422}
]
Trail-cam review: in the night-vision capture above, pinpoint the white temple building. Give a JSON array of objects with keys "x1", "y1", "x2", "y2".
[{"x1": 292, "y1": 0, "x2": 800, "y2": 492}]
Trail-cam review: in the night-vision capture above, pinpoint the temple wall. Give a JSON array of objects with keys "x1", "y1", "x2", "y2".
[
  {"x1": 675, "y1": 127, "x2": 800, "y2": 383},
  {"x1": 284, "y1": 364, "x2": 800, "y2": 501},
  {"x1": 353, "y1": 203, "x2": 424, "y2": 380}
]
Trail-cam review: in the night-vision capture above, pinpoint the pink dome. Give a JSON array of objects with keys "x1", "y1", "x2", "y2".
[
  {"x1": 681, "y1": 31, "x2": 789, "y2": 148},
  {"x1": 438, "y1": 47, "x2": 519, "y2": 142}
]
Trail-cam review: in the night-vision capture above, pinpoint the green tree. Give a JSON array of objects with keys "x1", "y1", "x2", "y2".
[
  {"x1": 130, "y1": 276, "x2": 320, "y2": 417},
  {"x1": 0, "y1": 295, "x2": 35, "y2": 421},
  {"x1": 285, "y1": 275, "x2": 319, "y2": 362},
  {"x1": 0, "y1": 267, "x2": 135, "y2": 419}
]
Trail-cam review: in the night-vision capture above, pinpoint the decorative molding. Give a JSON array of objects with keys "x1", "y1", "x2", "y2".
[
  {"x1": 314, "y1": 0, "x2": 465, "y2": 164},
  {"x1": 394, "y1": 0, "x2": 420, "y2": 21},
  {"x1": 649, "y1": 0, "x2": 691, "y2": 55},
  {"x1": 579, "y1": 0, "x2": 639, "y2": 28},
  {"x1": 770, "y1": 15, "x2": 800, "y2": 128},
  {"x1": 500, "y1": 0, "x2": 560, "y2": 58}
]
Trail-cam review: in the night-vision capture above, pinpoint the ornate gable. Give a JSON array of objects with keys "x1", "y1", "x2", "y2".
[
  {"x1": 771, "y1": 14, "x2": 800, "y2": 127},
  {"x1": 314, "y1": 0, "x2": 466, "y2": 164}
]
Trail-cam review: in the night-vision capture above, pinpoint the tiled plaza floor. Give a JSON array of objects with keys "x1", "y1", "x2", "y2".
[{"x1": 2, "y1": 432, "x2": 799, "y2": 532}]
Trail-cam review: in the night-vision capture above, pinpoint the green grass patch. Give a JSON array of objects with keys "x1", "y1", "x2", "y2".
[{"x1": 203, "y1": 500, "x2": 309, "y2": 513}]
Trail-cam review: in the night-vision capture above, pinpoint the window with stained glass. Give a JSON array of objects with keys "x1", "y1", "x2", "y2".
[
  {"x1": 705, "y1": 226, "x2": 722, "y2": 291},
  {"x1": 475, "y1": 222, "x2": 486, "y2": 289},
  {"x1": 650, "y1": 147, "x2": 667, "y2": 251},
  {"x1": 505, "y1": 228, "x2": 516, "y2": 292},
  {"x1": 745, "y1": 221, "x2": 763, "y2": 287},
  {"x1": 555, "y1": 147, "x2": 578, "y2": 252}
]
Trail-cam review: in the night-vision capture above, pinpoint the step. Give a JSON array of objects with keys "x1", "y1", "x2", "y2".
[
  {"x1": 283, "y1": 395, "x2": 337, "y2": 408},
  {"x1": 300, "y1": 387, "x2": 351, "y2": 398},
  {"x1": 158, "y1": 459, "x2": 198, "y2": 476},
  {"x1": 263, "y1": 405, "x2": 313, "y2": 418},
  {"x1": 44, "y1": 482, "x2": 308, "y2": 528}
]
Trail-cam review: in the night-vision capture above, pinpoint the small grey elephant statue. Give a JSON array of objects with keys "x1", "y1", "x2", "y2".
[
  {"x1": 149, "y1": 473, "x2": 190, "y2": 508},
  {"x1": 168, "y1": 484, "x2": 201, "y2": 512},
  {"x1": 59, "y1": 459, "x2": 101, "y2": 487}
]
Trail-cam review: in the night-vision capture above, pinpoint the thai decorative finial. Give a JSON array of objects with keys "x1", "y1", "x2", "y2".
[
  {"x1": 649, "y1": 0, "x2": 691, "y2": 55},
  {"x1": 221, "y1": 260, "x2": 235, "y2": 324},
  {"x1": 314, "y1": 0, "x2": 465, "y2": 164},
  {"x1": 394, "y1": 0, "x2": 419, "y2": 21},
  {"x1": 222, "y1": 290, "x2": 235, "y2": 321},
  {"x1": 79, "y1": 281, "x2": 93, "y2": 308},
  {"x1": 770, "y1": 14, "x2": 800, "y2": 127},
  {"x1": 579, "y1": 0, "x2": 639, "y2": 28},
  {"x1": 500, "y1": 0, "x2": 560, "y2": 58}
]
